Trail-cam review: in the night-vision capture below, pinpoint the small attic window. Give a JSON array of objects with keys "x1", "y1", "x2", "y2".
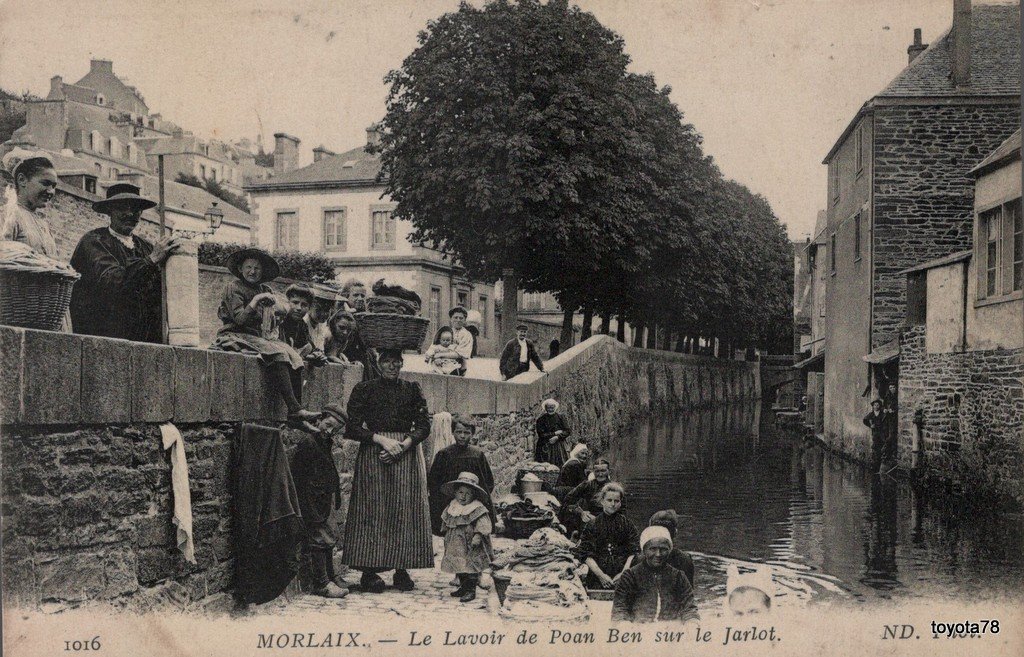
[
  {"x1": 342, "y1": 160, "x2": 356, "y2": 168},
  {"x1": 96, "y1": 93, "x2": 106, "y2": 106}
]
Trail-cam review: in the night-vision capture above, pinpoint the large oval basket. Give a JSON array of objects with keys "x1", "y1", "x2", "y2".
[
  {"x1": 354, "y1": 312, "x2": 430, "y2": 350},
  {"x1": 0, "y1": 268, "x2": 77, "y2": 331}
]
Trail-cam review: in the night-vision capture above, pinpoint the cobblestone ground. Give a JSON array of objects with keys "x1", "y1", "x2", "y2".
[{"x1": 249, "y1": 537, "x2": 511, "y2": 620}]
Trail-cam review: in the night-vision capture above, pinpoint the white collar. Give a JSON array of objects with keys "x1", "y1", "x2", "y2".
[{"x1": 108, "y1": 228, "x2": 135, "y2": 249}]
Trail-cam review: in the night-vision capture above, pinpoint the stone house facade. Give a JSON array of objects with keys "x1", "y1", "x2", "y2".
[
  {"x1": 896, "y1": 128, "x2": 1022, "y2": 504},
  {"x1": 821, "y1": 1, "x2": 1021, "y2": 462},
  {"x1": 246, "y1": 129, "x2": 499, "y2": 355}
]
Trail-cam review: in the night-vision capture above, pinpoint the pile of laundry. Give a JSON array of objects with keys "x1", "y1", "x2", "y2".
[{"x1": 494, "y1": 528, "x2": 590, "y2": 621}]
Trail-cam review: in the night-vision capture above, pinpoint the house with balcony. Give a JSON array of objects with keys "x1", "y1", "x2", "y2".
[{"x1": 245, "y1": 127, "x2": 498, "y2": 354}]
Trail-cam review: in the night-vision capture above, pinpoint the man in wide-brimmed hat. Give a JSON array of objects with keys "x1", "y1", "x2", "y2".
[{"x1": 70, "y1": 183, "x2": 181, "y2": 342}]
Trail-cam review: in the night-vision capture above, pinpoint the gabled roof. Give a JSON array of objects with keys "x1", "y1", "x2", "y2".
[
  {"x1": 246, "y1": 145, "x2": 382, "y2": 192},
  {"x1": 970, "y1": 128, "x2": 1021, "y2": 177},
  {"x1": 879, "y1": 3, "x2": 1021, "y2": 98},
  {"x1": 824, "y1": 3, "x2": 1021, "y2": 163},
  {"x1": 146, "y1": 177, "x2": 253, "y2": 227}
]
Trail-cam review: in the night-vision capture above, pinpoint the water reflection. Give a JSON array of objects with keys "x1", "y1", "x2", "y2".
[{"x1": 606, "y1": 402, "x2": 1024, "y2": 608}]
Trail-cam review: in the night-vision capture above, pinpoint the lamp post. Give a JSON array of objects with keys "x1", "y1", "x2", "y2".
[{"x1": 204, "y1": 201, "x2": 225, "y2": 235}]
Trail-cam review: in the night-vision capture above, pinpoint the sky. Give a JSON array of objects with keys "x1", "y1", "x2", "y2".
[{"x1": 0, "y1": 0, "x2": 972, "y2": 238}]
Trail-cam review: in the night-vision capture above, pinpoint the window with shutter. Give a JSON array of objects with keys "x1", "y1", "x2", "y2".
[{"x1": 323, "y1": 208, "x2": 347, "y2": 251}]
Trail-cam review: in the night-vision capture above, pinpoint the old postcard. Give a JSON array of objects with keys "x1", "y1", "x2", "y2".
[{"x1": 0, "y1": 1, "x2": 1021, "y2": 655}]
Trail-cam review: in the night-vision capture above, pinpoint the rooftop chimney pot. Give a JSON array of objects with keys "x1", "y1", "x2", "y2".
[
  {"x1": 90, "y1": 59, "x2": 114, "y2": 75},
  {"x1": 365, "y1": 123, "x2": 381, "y2": 148},
  {"x1": 907, "y1": 27, "x2": 928, "y2": 63},
  {"x1": 274, "y1": 133, "x2": 301, "y2": 174}
]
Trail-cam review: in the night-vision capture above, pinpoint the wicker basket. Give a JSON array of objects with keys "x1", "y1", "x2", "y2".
[
  {"x1": 504, "y1": 514, "x2": 553, "y2": 539},
  {"x1": 0, "y1": 268, "x2": 77, "y2": 331},
  {"x1": 354, "y1": 312, "x2": 430, "y2": 350},
  {"x1": 517, "y1": 468, "x2": 561, "y2": 487}
]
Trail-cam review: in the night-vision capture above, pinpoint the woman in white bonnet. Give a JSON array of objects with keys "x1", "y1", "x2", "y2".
[
  {"x1": 534, "y1": 398, "x2": 571, "y2": 466},
  {"x1": 611, "y1": 525, "x2": 698, "y2": 623}
]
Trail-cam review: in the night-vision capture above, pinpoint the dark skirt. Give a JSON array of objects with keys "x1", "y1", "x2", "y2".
[
  {"x1": 342, "y1": 432, "x2": 433, "y2": 570},
  {"x1": 211, "y1": 330, "x2": 304, "y2": 369},
  {"x1": 535, "y1": 437, "x2": 570, "y2": 468}
]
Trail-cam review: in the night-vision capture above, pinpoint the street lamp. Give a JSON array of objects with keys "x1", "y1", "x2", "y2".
[{"x1": 204, "y1": 201, "x2": 225, "y2": 234}]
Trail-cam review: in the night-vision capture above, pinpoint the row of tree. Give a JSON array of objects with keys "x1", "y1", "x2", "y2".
[{"x1": 377, "y1": 0, "x2": 792, "y2": 354}]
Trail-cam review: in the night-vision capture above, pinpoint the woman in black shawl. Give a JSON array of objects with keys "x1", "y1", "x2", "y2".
[{"x1": 535, "y1": 398, "x2": 571, "y2": 466}]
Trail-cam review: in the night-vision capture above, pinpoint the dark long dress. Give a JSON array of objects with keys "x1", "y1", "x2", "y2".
[
  {"x1": 612, "y1": 562, "x2": 698, "y2": 623},
  {"x1": 578, "y1": 510, "x2": 640, "y2": 589},
  {"x1": 560, "y1": 478, "x2": 606, "y2": 537},
  {"x1": 556, "y1": 458, "x2": 587, "y2": 489},
  {"x1": 69, "y1": 227, "x2": 162, "y2": 343},
  {"x1": 343, "y1": 377, "x2": 433, "y2": 570},
  {"x1": 634, "y1": 548, "x2": 695, "y2": 587},
  {"x1": 427, "y1": 443, "x2": 495, "y2": 535},
  {"x1": 535, "y1": 413, "x2": 571, "y2": 466},
  {"x1": 210, "y1": 279, "x2": 304, "y2": 368}
]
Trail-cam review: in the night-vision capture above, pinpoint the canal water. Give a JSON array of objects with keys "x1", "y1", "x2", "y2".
[{"x1": 604, "y1": 402, "x2": 1024, "y2": 611}]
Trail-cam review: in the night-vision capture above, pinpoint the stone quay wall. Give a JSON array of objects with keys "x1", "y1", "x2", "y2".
[
  {"x1": 898, "y1": 325, "x2": 1024, "y2": 506},
  {"x1": 0, "y1": 330, "x2": 758, "y2": 610}
]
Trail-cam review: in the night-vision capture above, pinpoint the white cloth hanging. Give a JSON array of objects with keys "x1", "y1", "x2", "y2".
[
  {"x1": 426, "y1": 412, "x2": 455, "y2": 467},
  {"x1": 160, "y1": 423, "x2": 196, "y2": 564}
]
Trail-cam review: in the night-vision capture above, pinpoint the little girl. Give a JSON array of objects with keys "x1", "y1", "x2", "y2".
[
  {"x1": 578, "y1": 482, "x2": 639, "y2": 589},
  {"x1": 425, "y1": 328, "x2": 465, "y2": 375},
  {"x1": 440, "y1": 471, "x2": 493, "y2": 602}
]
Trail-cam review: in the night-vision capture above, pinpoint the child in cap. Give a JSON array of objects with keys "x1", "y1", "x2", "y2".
[
  {"x1": 290, "y1": 404, "x2": 349, "y2": 598},
  {"x1": 280, "y1": 284, "x2": 328, "y2": 366},
  {"x1": 439, "y1": 472, "x2": 494, "y2": 602},
  {"x1": 725, "y1": 563, "x2": 774, "y2": 616}
]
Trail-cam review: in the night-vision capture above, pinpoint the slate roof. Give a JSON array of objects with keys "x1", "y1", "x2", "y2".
[
  {"x1": 969, "y1": 128, "x2": 1021, "y2": 177},
  {"x1": 879, "y1": 3, "x2": 1020, "y2": 97},
  {"x1": 246, "y1": 145, "x2": 382, "y2": 191}
]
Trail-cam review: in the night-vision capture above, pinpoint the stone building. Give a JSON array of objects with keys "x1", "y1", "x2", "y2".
[
  {"x1": 794, "y1": 210, "x2": 828, "y2": 433},
  {"x1": 245, "y1": 127, "x2": 499, "y2": 354},
  {"x1": 897, "y1": 129, "x2": 1022, "y2": 503},
  {"x1": 135, "y1": 135, "x2": 246, "y2": 196},
  {"x1": 820, "y1": 0, "x2": 1020, "y2": 462}
]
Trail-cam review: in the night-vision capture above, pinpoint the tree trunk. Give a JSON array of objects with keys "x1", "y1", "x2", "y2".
[
  {"x1": 600, "y1": 312, "x2": 611, "y2": 335},
  {"x1": 675, "y1": 333, "x2": 686, "y2": 353},
  {"x1": 659, "y1": 329, "x2": 670, "y2": 351},
  {"x1": 647, "y1": 324, "x2": 658, "y2": 349},
  {"x1": 559, "y1": 307, "x2": 575, "y2": 351},
  {"x1": 500, "y1": 268, "x2": 519, "y2": 346},
  {"x1": 581, "y1": 309, "x2": 593, "y2": 341},
  {"x1": 616, "y1": 317, "x2": 626, "y2": 343},
  {"x1": 632, "y1": 322, "x2": 645, "y2": 348}
]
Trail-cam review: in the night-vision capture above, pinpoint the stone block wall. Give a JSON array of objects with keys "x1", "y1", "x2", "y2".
[
  {"x1": 898, "y1": 325, "x2": 1024, "y2": 505},
  {"x1": 1, "y1": 180, "x2": 162, "y2": 262},
  {"x1": 871, "y1": 102, "x2": 1020, "y2": 347},
  {"x1": 0, "y1": 330, "x2": 758, "y2": 609}
]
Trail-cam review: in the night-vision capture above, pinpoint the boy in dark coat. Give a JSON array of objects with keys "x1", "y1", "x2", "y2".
[
  {"x1": 290, "y1": 404, "x2": 349, "y2": 598},
  {"x1": 280, "y1": 284, "x2": 328, "y2": 366},
  {"x1": 499, "y1": 323, "x2": 545, "y2": 380}
]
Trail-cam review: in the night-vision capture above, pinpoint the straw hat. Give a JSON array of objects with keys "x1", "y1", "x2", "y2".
[
  {"x1": 442, "y1": 471, "x2": 489, "y2": 503},
  {"x1": 225, "y1": 247, "x2": 280, "y2": 283}
]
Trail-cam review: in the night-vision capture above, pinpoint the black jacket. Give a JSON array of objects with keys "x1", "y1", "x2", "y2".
[
  {"x1": 612, "y1": 561, "x2": 698, "y2": 623},
  {"x1": 69, "y1": 227, "x2": 162, "y2": 343},
  {"x1": 290, "y1": 431, "x2": 341, "y2": 527},
  {"x1": 499, "y1": 338, "x2": 544, "y2": 380}
]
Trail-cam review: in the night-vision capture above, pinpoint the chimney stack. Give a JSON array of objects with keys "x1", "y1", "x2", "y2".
[
  {"x1": 90, "y1": 59, "x2": 114, "y2": 75},
  {"x1": 48, "y1": 76, "x2": 65, "y2": 100},
  {"x1": 951, "y1": 0, "x2": 971, "y2": 88},
  {"x1": 312, "y1": 145, "x2": 336, "y2": 163},
  {"x1": 907, "y1": 28, "x2": 928, "y2": 64},
  {"x1": 365, "y1": 123, "x2": 381, "y2": 148},
  {"x1": 273, "y1": 133, "x2": 301, "y2": 174}
]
